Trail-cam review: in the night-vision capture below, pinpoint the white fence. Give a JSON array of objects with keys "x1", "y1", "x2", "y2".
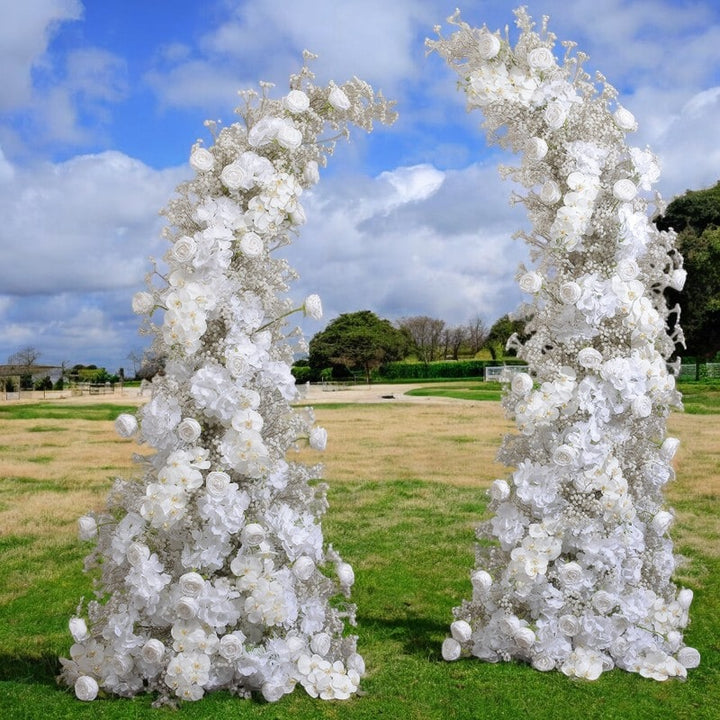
[
  {"x1": 484, "y1": 365, "x2": 529, "y2": 381},
  {"x1": 678, "y1": 363, "x2": 720, "y2": 379}
]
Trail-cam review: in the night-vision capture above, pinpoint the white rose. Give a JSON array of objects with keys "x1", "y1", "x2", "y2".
[
  {"x1": 126, "y1": 542, "x2": 150, "y2": 567},
  {"x1": 614, "y1": 106, "x2": 637, "y2": 131},
  {"x1": 337, "y1": 562, "x2": 355, "y2": 587},
  {"x1": 488, "y1": 478, "x2": 511, "y2": 501},
  {"x1": 669, "y1": 268, "x2": 687, "y2": 290},
  {"x1": 631, "y1": 395, "x2": 653, "y2": 418},
  {"x1": 450, "y1": 620, "x2": 472, "y2": 643},
  {"x1": 141, "y1": 638, "x2": 165, "y2": 664},
  {"x1": 592, "y1": 590, "x2": 616, "y2": 615},
  {"x1": 131, "y1": 291, "x2": 155, "y2": 315},
  {"x1": 347, "y1": 652, "x2": 365, "y2": 676},
  {"x1": 511, "y1": 372, "x2": 534, "y2": 396},
  {"x1": 616, "y1": 258, "x2": 640, "y2": 281},
  {"x1": 303, "y1": 293, "x2": 323, "y2": 320},
  {"x1": 293, "y1": 556, "x2": 316, "y2": 581},
  {"x1": 677, "y1": 647, "x2": 701, "y2": 669},
  {"x1": 69, "y1": 617, "x2": 90, "y2": 642},
  {"x1": 651, "y1": 510, "x2": 674, "y2": 535},
  {"x1": 311, "y1": 632, "x2": 332, "y2": 656},
  {"x1": 677, "y1": 588, "x2": 693, "y2": 609},
  {"x1": 189, "y1": 147, "x2": 215, "y2": 173},
  {"x1": 304, "y1": 160, "x2": 320, "y2": 185},
  {"x1": 471, "y1": 570, "x2": 493, "y2": 592},
  {"x1": 613, "y1": 179, "x2": 637, "y2": 202},
  {"x1": 75, "y1": 675, "x2": 99, "y2": 702},
  {"x1": 525, "y1": 136, "x2": 548, "y2": 163},
  {"x1": 241, "y1": 523, "x2": 266, "y2": 546},
  {"x1": 77, "y1": 515, "x2": 97, "y2": 541},
  {"x1": 514, "y1": 626, "x2": 536, "y2": 649},
  {"x1": 176, "y1": 596, "x2": 199, "y2": 620},
  {"x1": 276, "y1": 122, "x2": 303, "y2": 150},
  {"x1": 177, "y1": 417, "x2": 202, "y2": 443},
  {"x1": 519, "y1": 271, "x2": 543, "y2": 293},
  {"x1": 559, "y1": 281, "x2": 581, "y2": 303},
  {"x1": 171, "y1": 235, "x2": 196, "y2": 264},
  {"x1": 441, "y1": 637, "x2": 462, "y2": 661},
  {"x1": 558, "y1": 561, "x2": 584, "y2": 586},
  {"x1": 328, "y1": 86, "x2": 351, "y2": 110},
  {"x1": 284, "y1": 89, "x2": 310, "y2": 113},
  {"x1": 309, "y1": 426, "x2": 328, "y2": 451},
  {"x1": 220, "y1": 162, "x2": 250, "y2": 191},
  {"x1": 544, "y1": 101, "x2": 567, "y2": 129},
  {"x1": 112, "y1": 654, "x2": 133, "y2": 676},
  {"x1": 477, "y1": 30, "x2": 501, "y2": 60},
  {"x1": 532, "y1": 655, "x2": 556, "y2": 671},
  {"x1": 240, "y1": 232, "x2": 264, "y2": 257},
  {"x1": 179, "y1": 571, "x2": 205, "y2": 597},
  {"x1": 205, "y1": 471, "x2": 231, "y2": 498},
  {"x1": 539, "y1": 180, "x2": 561, "y2": 204},
  {"x1": 527, "y1": 47, "x2": 555, "y2": 70},
  {"x1": 552, "y1": 444, "x2": 578, "y2": 466},
  {"x1": 558, "y1": 614, "x2": 580, "y2": 636},
  {"x1": 114, "y1": 413, "x2": 138, "y2": 438},
  {"x1": 577, "y1": 347, "x2": 603, "y2": 369},
  {"x1": 219, "y1": 633, "x2": 244, "y2": 660},
  {"x1": 660, "y1": 436, "x2": 680, "y2": 461}
]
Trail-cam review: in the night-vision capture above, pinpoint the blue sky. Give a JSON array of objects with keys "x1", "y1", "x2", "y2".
[{"x1": 1, "y1": 0, "x2": 719, "y2": 373}]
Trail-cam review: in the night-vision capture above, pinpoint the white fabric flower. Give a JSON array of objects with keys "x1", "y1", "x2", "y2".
[
  {"x1": 77, "y1": 515, "x2": 97, "y2": 541},
  {"x1": 276, "y1": 121, "x2": 303, "y2": 150},
  {"x1": 441, "y1": 637, "x2": 462, "y2": 661},
  {"x1": 177, "y1": 418, "x2": 202, "y2": 444},
  {"x1": 74, "y1": 675, "x2": 99, "y2": 701},
  {"x1": 451, "y1": 620, "x2": 472, "y2": 643},
  {"x1": 677, "y1": 647, "x2": 701, "y2": 669},
  {"x1": 544, "y1": 101, "x2": 567, "y2": 129},
  {"x1": 141, "y1": 638, "x2": 165, "y2": 664},
  {"x1": 660, "y1": 437, "x2": 680, "y2": 461},
  {"x1": 539, "y1": 180, "x2": 561, "y2": 204},
  {"x1": 328, "y1": 86, "x2": 351, "y2": 110},
  {"x1": 293, "y1": 556, "x2": 316, "y2": 580},
  {"x1": 309, "y1": 426, "x2": 328, "y2": 450},
  {"x1": 303, "y1": 294, "x2": 323, "y2": 320},
  {"x1": 337, "y1": 562, "x2": 355, "y2": 587},
  {"x1": 527, "y1": 47, "x2": 555, "y2": 71},
  {"x1": 559, "y1": 281, "x2": 582, "y2": 304},
  {"x1": 131, "y1": 291, "x2": 155, "y2": 315},
  {"x1": 69, "y1": 617, "x2": 90, "y2": 642},
  {"x1": 668, "y1": 269, "x2": 687, "y2": 290},
  {"x1": 477, "y1": 31, "x2": 501, "y2": 60},
  {"x1": 578, "y1": 347, "x2": 603, "y2": 369},
  {"x1": 284, "y1": 89, "x2": 310, "y2": 113},
  {"x1": 240, "y1": 232, "x2": 264, "y2": 257},
  {"x1": 519, "y1": 271, "x2": 542, "y2": 293},
  {"x1": 525, "y1": 136, "x2": 548, "y2": 163},
  {"x1": 613, "y1": 179, "x2": 637, "y2": 202},
  {"x1": 614, "y1": 106, "x2": 637, "y2": 131},
  {"x1": 189, "y1": 147, "x2": 214, "y2": 172},
  {"x1": 115, "y1": 413, "x2": 138, "y2": 438}
]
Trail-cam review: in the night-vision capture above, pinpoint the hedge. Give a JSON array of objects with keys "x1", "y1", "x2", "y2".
[{"x1": 378, "y1": 359, "x2": 526, "y2": 380}]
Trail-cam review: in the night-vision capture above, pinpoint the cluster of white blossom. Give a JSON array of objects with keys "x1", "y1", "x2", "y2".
[
  {"x1": 60, "y1": 57, "x2": 396, "y2": 704},
  {"x1": 429, "y1": 8, "x2": 699, "y2": 680}
]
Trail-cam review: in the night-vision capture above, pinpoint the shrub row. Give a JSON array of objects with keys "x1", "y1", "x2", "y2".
[{"x1": 378, "y1": 359, "x2": 526, "y2": 380}]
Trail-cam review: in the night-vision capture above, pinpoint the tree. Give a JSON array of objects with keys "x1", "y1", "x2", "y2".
[
  {"x1": 466, "y1": 315, "x2": 489, "y2": 356},
  {"x1": 484, "y1": 314, "x2": 528, "y2": 360},
  {"x1": 442, "y1": 325, "x2": 467, "y2": 360},
  {"x1": 7, "y1": 346, "x2": 41, "y2": 366},
  {"x1": 310, "y1": 311, "x2": 408, "y2": 382},
  {"x1": 399, "y1": 315, "x2": 445, "y2": 363},
  {"x1": 655, "y1": 182, "x2": 720, "y2": 363}
]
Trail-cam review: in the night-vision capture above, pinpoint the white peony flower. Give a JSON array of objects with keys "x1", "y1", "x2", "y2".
[
  {"x1": 240, "y1": 231, "x2": 264, "y2": 257},
  {"x1": 519, "y1": 271, "x2": 543, "y2": 293},
  {"x1": 74, "y1": 675, "x2": 99, "y2": 701},
  {"x1": 219, "y1": 632, "x2": 245, "y2": 660},
  {"x1": 559, "y1": 281, "x2": 582, "y2": 304},
  {"x1": 176, "y1": 596, "x2": 200, "y2": 621},
  {"x1": 284, "y1": 89, "x2": 310, "y2": 113},
  {"x1": 69, "y1": 617, "x2": 90, "y2": 642},
  {"x1": 179, "y1": 572, "x2": 205, "y2": 598},
  {"x1": 558, "y1": 614, "x2": 580, "y2": 636},
  {"x1": 131, "y1": 291, "x2": 155, "y2": 315},
  {"x1": 552, "y1": 444, "x2": 578, "y2": 466},
  {"x1": 544, "y1": 101, "x2": 567, "y2": 129},
  {"x1": 451, "y1": 620, "x2": 472, "y2": 643},
  {"x1": 310, "y1": 632, "x2": 332, "y2": 656},
  {"x1": 578, "y1": 347, "x2": 603, "y2": 369},
  {"x1": 525, "y1": 136, "x2": 548, "y2": 163},
  {"x1": 539, "y1": 180, "x2": 561, "y2": 204},
  {"x1": 241, "y1": 523, "x2": 266, "y2": 546},
  {"x1": 303, "y1": 294, "x2": 323, "y2": 320},
  {"x1": 177, "y1": 418, "x2": 202, "y2": 444},
  {"x1": 631, "y1": 395, "x2": 653, "y2": 418},
  {"x1": 527, "y1": 47, "x2": 555, "y2": 71},
  {"x1": 511, "y1": 372, "x2": 534, "y2": 396},
  {"x1": 328, "y1": 86, "x2": 351, "y2": 110},
  {"x1": 614, "y1": 106, "x2": 637, "y2": 131},
  {"x1": 141, "y1": 638, "x2": 165, "y2": 664},
  {"x1": 441, "y1": 637, "x2": 462, "y2": 661},
  {"x1": 613, "y1": 179, "x2": 637, "y2": 202},
  {"x1": 309, "y1": 426, "x2": 328, "y2": 451},
  {"x1": 114, "y1": 413, "x2": 138, "y2": 438},
  {"x1": 477, "y1": 30, "x2": 501, "y2": 59},
  {"x1": 77, "y1": 515, "x2": 97, "y2": 541},
  {"x1": 276, "y1": 121, "x2": 303, "y2": 150},
  {"x1": 514, "y1": 626, "x2": 536, "y2": 649},
  {"x1": 616, "y1": 258, "x2": 640, "y2": 281},
  {"x1": 189, "y1": 147, "x2": 215, "y2": 172},
  {"x1": 171, "y1": 235, "x2": 197, "y2": 264}
]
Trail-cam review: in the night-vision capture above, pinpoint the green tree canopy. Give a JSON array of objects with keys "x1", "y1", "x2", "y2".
[
  {"x1": 309, "y1": 310, "x2": 409, "y2": 382},
  {"x1": 656, "y1": 181, "x2": 720, "y2": 362},
  {"x1": 484, "y1": 314, "x2": 528, "y2": 360}
]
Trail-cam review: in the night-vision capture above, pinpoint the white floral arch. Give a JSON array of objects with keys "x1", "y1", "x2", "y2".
[{"x1": 428, "y1": 8, "x2": 699, "y2": 680}]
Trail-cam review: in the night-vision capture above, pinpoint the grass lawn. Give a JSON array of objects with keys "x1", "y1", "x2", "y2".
[{"x1": 0, "y1": 391, "x2": 719, "y2": 719}]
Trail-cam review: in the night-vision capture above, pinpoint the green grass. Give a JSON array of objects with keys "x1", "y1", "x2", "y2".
[
  {"x1": 0, "y1": 404, "x2": 139, "y2": 421},
  {"x1": 677, "y1": 384, "x2": 720, "y2": 414},
  {"x1": 405, "y1": 382, "x2": 504, "y2": 402}
]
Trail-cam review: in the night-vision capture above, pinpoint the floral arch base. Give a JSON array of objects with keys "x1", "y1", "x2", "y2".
[
  {"x1": 59, "y1": 60, "x2": 395, "y2": 704},
  {"x1": 429, "y1": 9, "x2": 700, "y2": 680}
]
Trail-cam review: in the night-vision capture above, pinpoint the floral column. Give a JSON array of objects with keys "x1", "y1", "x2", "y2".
[
  {"x1": 60, "y1": 57, "x2": 395, "y2": 704},
  {"x1": 429, "y1": 9, "x2": 699, "y2": 680}
]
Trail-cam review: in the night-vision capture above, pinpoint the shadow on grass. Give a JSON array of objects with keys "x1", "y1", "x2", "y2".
[
  {"x1": 359, "y1": 614, "x2": 448, "y2": 660},
  {"x1": 0, "y1": 652, "x2": 61, "y2": 685}
]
